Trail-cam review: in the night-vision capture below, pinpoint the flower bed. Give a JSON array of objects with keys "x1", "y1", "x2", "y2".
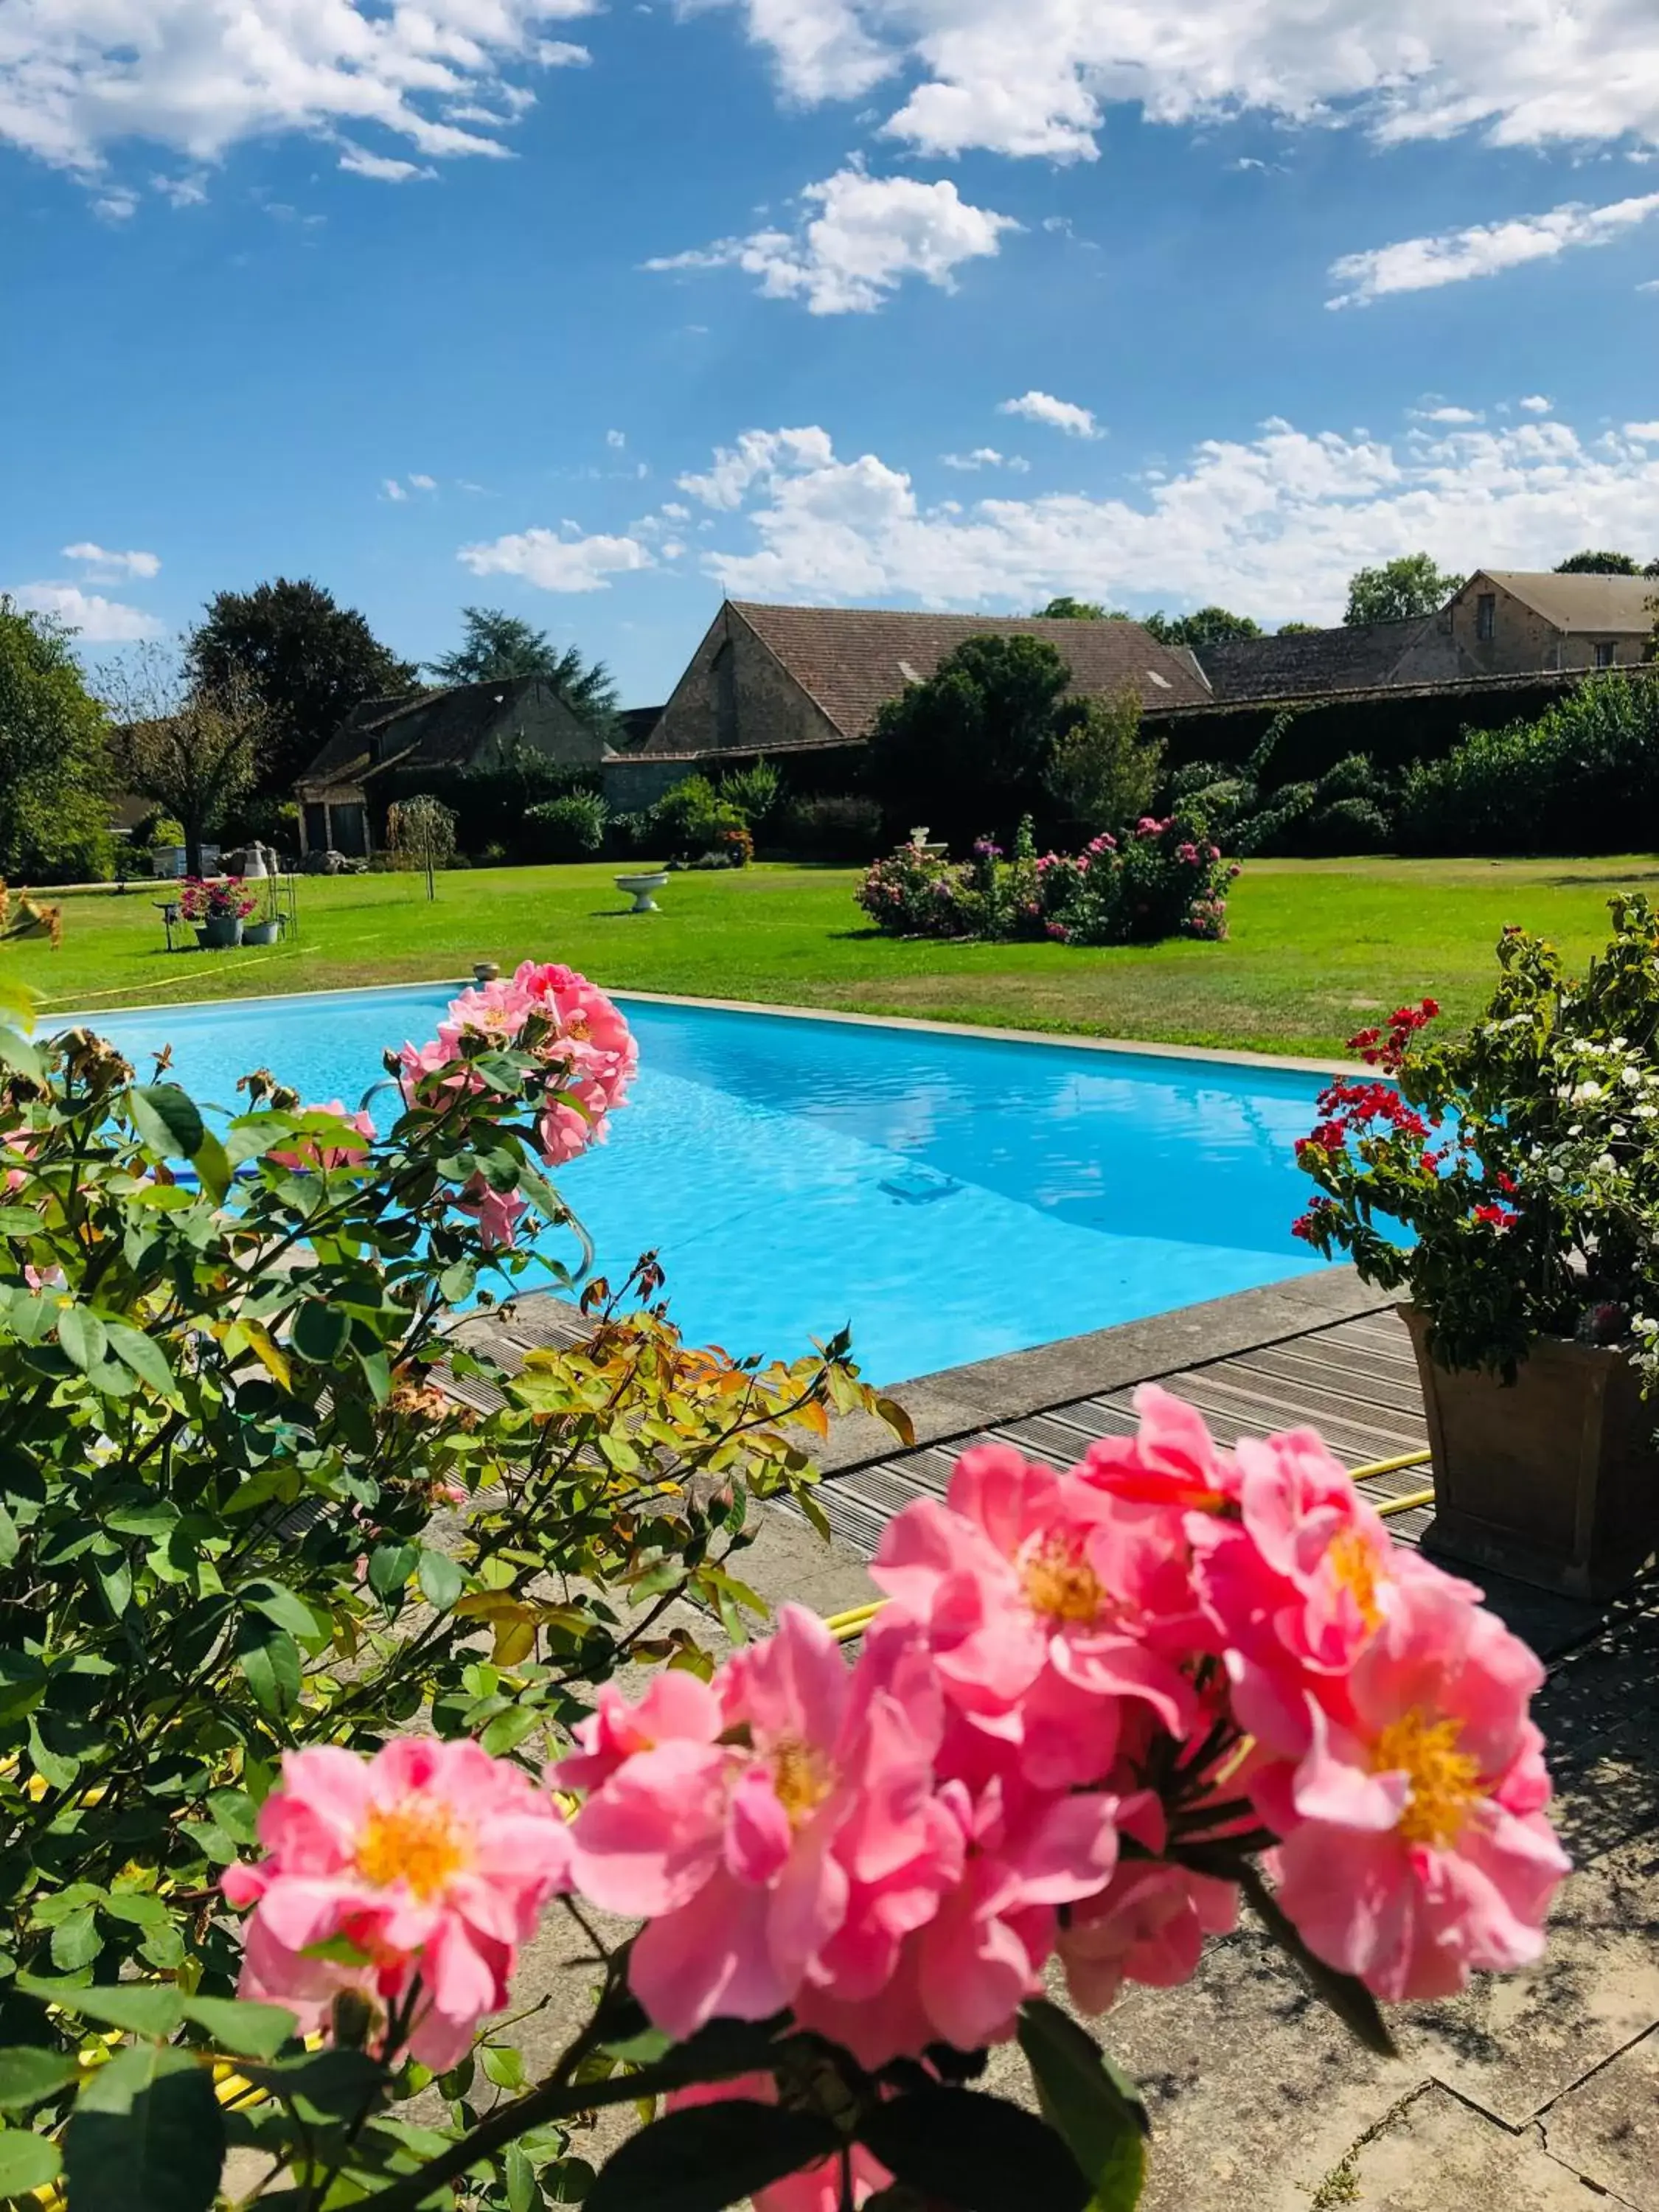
[
  {"x1": 178, "y1": 872, "x2": 258, "y2": 922},
  {"x1": 857, "y1": 813, "x2": 1239, "y2": 947}
]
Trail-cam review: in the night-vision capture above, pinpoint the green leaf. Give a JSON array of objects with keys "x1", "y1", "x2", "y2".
[
  {"x1": 63, "y1": 2042, "x2": 223, "y2": 2212},
  {"x1": 0, "y1": 1506, "x2": 17, "y2": 1572},
  {"x1": 100, "y1": 1321, "x2": 180, "y2": 1405},
  {"x1": 0, "y1": 2048, "x2": 79, "y2": 2111},
  {"x1": 100, "y1": 1891, "x2": 169, "y2": 1931},
  {"x1": 860, "y1": 2089, "x2": 1091, "y2": 2212},
  {"x1": 0, "y1": 1028, "x2": 45, "y2": 1085},
  {"x1": 191, "y1": 1129, "x2": 232, "y2": 1206},
  {"x1": 180, "y1": 1997, "x2": 296, "y2": 2060},
  {"x1": 479, "y1": 1704, "x2": 543, "y2": 1758},
  {"x1": 585, "y1": 2101, "x2": 840, "y2": 2212},
  {"x1": 238, "y1": 1579, "x2": 321, "y2": 1640},
  {"x1": 544, "y1": 2156, "x2": 598, "y2": 2203},
  {"x1": 479, "y1": 2043, "x2": 526, "y2": 2091},
  {"x1": 234, "y1": 1617, "x2": 301, "y2": 1718},
  {"x1": 234, "y1": 2048, "x2": 386, "y2": 2118},
  {"x1": 18, "y1": 1977, "x2": 183, "y2": 2040},
  {"x1": 0, "y1": 2125, "x2": 61, "y2": 2196},
  {"x1": 49, "y1": 1907, "x2": 101, "y2": 1973},
  {"x1": 1237, "y1": 1864, "x2": 1397, "y2": 2059},
  {"x1": 55, "y1": 1304, "x2": 108, "y2": 1374},
  {"x1": 129, "y1": 1085, "x2": 206, "y2": 1161},
  {"x1": 505, "y1": 2142, "x2": 538, "y2": 2212},
  {"x1": 1018, "y1": 2000, "x2": 1147, "y2": 2211},
  {"x1": 367, "y1": 1543, "x2": 417, "y2": 1602},
  {"x1": 290, "y1": 1300, "x2": 349, "y2": 1363},
  {"x1": 417, "y1": 1550, "x2": 464, "y2": 1614}
]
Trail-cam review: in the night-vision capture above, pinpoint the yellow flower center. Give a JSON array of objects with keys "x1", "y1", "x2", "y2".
[
  {"x1": 1021, "y1": 1533, "x2": 1107, "y2": 1627},
  {"x1": 1371, "y1": 1710, "x2": 1485, "y2": 1848},
  {"x1": 1326, "y1": 1527, "x2": 1385, "y2": 1632},
  {"x1": 771, "y1": 1739, "x2": 834, "y2": 1826},
  {"x1": 354, "y1": 1801, "x2": 470, "y2": 1900}
]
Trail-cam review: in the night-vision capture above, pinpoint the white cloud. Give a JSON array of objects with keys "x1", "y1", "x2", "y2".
[
  {"x1": 1519, "y1": 394, "x2": 1554, "y2": 413},
  {"x1": 1626, "y1": 422, "x2": 1659, "y2": 441},
  {"x1": 998, "y1": 389, "x2": 1099, "y2": 438},
  {"x1": 606, "y1": 428, "x2": 627, "y2": 449},
  {"x1": 151, "y1": 170, "x2": 207, "y2": 206},
  {"x1": 709, "y1": 1, "x2": 1659, "y2": 165},
  {"x1": 62, "y1": 542, "x2": 161, "y2": 580},
  {"x1": 93, "y1": 186, "x2": 138, "y2": 220},
  {"x1": 457, "y1": 527, "x2": 655, "y2": 592},
  {"x1": 1328, "y1": 192, "x2": 1659, "y2": 305},
  {"x1": 661, "y1": 500, "x2": 691, "y2": 520},
  {"x1": 9, "y1": 583, "x2": 162, "y2": 641},
  {"x1": 681, "y1": 409, "x2": 1659, "y2": 625},
  {"x1": 381, "y1": 478, "x2": 408, "y2": 501},
  {"x1": 644, "y1": 165, "x2": 1017, "y2": 314},
  {"x1": 0, "y1": 0, "x2": 596, "y2": 180},
  {"x1": 337, "y1": 144, "x2": 437, "y2": 182},
  {"x1": 1413, "y1": 405, "x2": 1482, "y2": 425},
  {"x1": 407, "y1": 472, "x2": 437, "y2": 490},
  {"x1": 941, "y1": 445, "x2": 1029, "y2": 471}
]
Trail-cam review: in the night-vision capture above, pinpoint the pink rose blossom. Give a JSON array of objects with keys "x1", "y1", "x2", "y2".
[
  {"x1": 1261, "y1": 1575, "x2": 1570, "y2": 2001},
  {"x1": 667, "y1": 2078, "x2": 891, "y2": 2212},
  {"x1": 870, "y1": 1444, "x2": 1196, "y2": 1788},
  {"x1": 456, "y1": 1175, "x2": 529, "y2": 1251},
  {"x1": 221, "y1": 1738, "x2": 571, "y2": 2069}
]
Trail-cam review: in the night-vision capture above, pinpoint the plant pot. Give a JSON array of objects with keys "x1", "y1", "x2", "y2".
[
  {"x1": 1402, "y1": 1304, "x2": 1659, "y2": 1600},
  {"x1": 197, "y1": 917, "x2": 243, "y2": 949},
  {"x1": 243, "y1": 919, "x2": 280, "y2": 946}
]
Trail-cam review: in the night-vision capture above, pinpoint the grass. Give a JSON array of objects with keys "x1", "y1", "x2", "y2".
[{"x1": 8, "y1": 855, "x2": 1658, "y2": 1060}]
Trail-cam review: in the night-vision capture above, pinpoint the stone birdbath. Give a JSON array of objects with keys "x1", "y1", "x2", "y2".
[{"x1": 615, "y1": 871, "x2": 669, "y2": 914}]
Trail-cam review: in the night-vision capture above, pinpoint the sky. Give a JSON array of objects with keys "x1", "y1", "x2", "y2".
[{"x1": 3, "y1": 3, "x2": 1659, "y2": 709}]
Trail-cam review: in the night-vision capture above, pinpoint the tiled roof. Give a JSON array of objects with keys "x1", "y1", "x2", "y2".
[
  {"x1": 1197, "y1": 616, "x2": 1463, "y2": 703},
  {"x1": 299, "y1": 675, "x2": 559, "y2": 787},
  {"x1": 1476, "y1": 571, "x2": 1658, "y2": 634},
  {"x1": 730, "y1": 602, "x2": 1212, "y2": 738}
]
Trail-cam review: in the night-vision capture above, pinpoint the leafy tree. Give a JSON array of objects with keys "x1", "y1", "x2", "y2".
[
  {"x1": 1043, "y1": 690, "x2": 1164, "y2": 834},
  {"x1": 1343, "y1": 554, "x2": 1461, "y2": 626},
  {"x1": 1144, "y1": 607, "x2": 1264, "y2": 649},
  {"x1": 1277, "y1": 621, "x2": 1321, "y2": 636},
  {"x1": 187, "y1": 578, "x2": 417, "y2": 798},
  {"x1": 103, "y1": 642, "x2": 264, "y2": 877},
  {"x1": 0, "y1": 597, "x2": 112, "y2": 883},
  {"x1": 1554, "y1": 550, "x2": 1642, "y2": 576},
  {"x1": 428, "y1": 606, "x2": 620, "y2": 737},
  {"x1": 1033, "y1": 596, "x2": 1107, "y2": 619},
  {"x1": 868, "y1": 634, "x2": 1071, "y2": 838}
]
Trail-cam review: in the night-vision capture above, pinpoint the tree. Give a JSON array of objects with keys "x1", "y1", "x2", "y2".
[
  {"x1": 1144, "y1": 606, "x2": 1264, "y2": 649},
  {"x1": 103, "y1": 641, "x2": 264, "y2": 877},
  {"x1": 428, "y1": 606, "x2": 620, "y2": 737},
  {"x1": 1033, "y1": 596, "x2": 1107, "y2": 620},
  {"x1": 1277, "y1": 621, "x2": 1321, "y2": 636},
  {"x1": 1343, "y1": 554, "x2": 1461, "y2": 626},
  {"x1": 1043, "y1": 689, "x2": 1164, "y2": 834},
  {"x1": 867, "y1": 634, "x2": 1071, "y2": 838},
  {"x1": 0, "y1": 597, "x2": 112, "y2": 883},
  {"x1": 1555, "y1": 550, "x2": 1642, "y2": 576},
  {"x1": 187, "y1": 578, "x2": 417, "y2": 799}
]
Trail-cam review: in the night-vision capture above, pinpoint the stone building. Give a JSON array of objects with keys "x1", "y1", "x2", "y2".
[
  {"x1": 605, "y1": 599, "x2": 1212, "y2": 810},
  {"x1": 1447, "y1": 570, "x2": 1657, "y2": 676},
  {"x1": 295, "y1": 675, "x2": 602, "y2": 858}
]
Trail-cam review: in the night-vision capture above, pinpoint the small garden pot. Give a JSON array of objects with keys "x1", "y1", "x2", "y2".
[
  {"x1": 195, "y1": 917, "x2": 243, "y2": 949},
  {"x1": 1402, "y1": 1304, "x2": 1659, "y2": 1600},
  {"x1": 243, "y1": 919, "x2": 281, "y2": 946}
]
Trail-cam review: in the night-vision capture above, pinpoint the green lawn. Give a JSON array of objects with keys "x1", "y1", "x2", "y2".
[{"x1": 8, "y1": 855, "x2": 1658, "y2": 1060}]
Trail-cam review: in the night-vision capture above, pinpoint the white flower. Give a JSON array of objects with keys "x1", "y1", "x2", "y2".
[{"x1": 1571, "y1": 1081, "x2": 1603, "y2": 1105}]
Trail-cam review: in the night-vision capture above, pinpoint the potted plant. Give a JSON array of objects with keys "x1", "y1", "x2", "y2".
[
  {"x1": 1292, "y1": 894, "x2": 1659, "y2": 1600},
  {"x1": 178, "y1": 874, "x2": 256, "y2": 949}
]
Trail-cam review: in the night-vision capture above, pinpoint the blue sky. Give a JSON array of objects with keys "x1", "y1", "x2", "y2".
[{"x1": 3, "y1": 1, "x2": 1658, "y2": 706}]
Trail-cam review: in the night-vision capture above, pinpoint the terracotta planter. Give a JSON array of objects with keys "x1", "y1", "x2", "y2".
[{"x1": 1402, "y1": 1304, "x2": 1659, "y2": 1600}]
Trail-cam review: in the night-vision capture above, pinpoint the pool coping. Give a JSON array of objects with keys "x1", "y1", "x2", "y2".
[{"x1": 50, "y1": 972, "x2": 1368, "y2": 1078}]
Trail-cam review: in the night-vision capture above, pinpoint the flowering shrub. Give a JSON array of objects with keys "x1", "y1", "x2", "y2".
[
  {"x1": 0, "y1": 965, "x2": 904, "y2": 2211},
  {"x1": 858, "y1": 813, "x2": 1237, "y2": 949},
  {"x1": 18, "y1": 1374, "x2": 1565, "y2": 2211},
  {"x1": 178, "y1": 872, "x2": 258, "y2": 921},
  {"x1": 1294, "y1": 894, "x2": 1659, "y2": 1381}
]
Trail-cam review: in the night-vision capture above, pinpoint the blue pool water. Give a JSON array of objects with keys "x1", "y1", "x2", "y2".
[{"x1": 72, "y1": 984, "x2": 1332, "y2": 1385}]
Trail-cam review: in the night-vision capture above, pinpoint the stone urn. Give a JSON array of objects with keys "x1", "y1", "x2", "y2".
[
  {"x1": 1402, "y1": 1304, "x2": 1659, "y2": 1600},
  {"x1": 196, "y1": 917, "x2": 243, "y2": 950},
  {"x1": 243, "y1": 918, "x2": 282, "y2": 946},
  {"x1": 616, "y1": 872, "x2": 669, "y2": 914}
]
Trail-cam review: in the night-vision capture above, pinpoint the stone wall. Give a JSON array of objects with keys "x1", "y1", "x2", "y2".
[{"x1": 647, "y1": 607, "x2": 844, "y2": 757}]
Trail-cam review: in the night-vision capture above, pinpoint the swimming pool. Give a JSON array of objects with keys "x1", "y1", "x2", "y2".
[{"x1": 71, "y1": 984, "x2": 1332, "y2": 1385}]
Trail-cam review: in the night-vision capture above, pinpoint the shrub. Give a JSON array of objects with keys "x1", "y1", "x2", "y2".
[
  {"x1": 386, "y1": 793, "x2": 459, "y2": 874},
  {"x1": 716, "y1": 757, "x2": 783, "y2": 827},
  {"x1": 128, "y1": 807, "x2": 187, "y2": 850},
  {"x1": 655, "y1": 776, "x2": 751, "y2": 860},
  {"x1": 1043, "y1": 689, "x2": 1164, "y2": 835},
  {"x1": 779, "y1": 790, "x2": 883, "y2": 860},
  {"x1": 1397, "y1": 672, "x2": 1659, "y2": 856},
  {"x1": 605, "y1": 807, "x2": 656, "y2": 858},
  {"x1": 867, "y1": 633, "x2": 1071, "y2": 838},
  {"x1": 525, "y1": 788, "x2": 608, "y2": 860}
]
